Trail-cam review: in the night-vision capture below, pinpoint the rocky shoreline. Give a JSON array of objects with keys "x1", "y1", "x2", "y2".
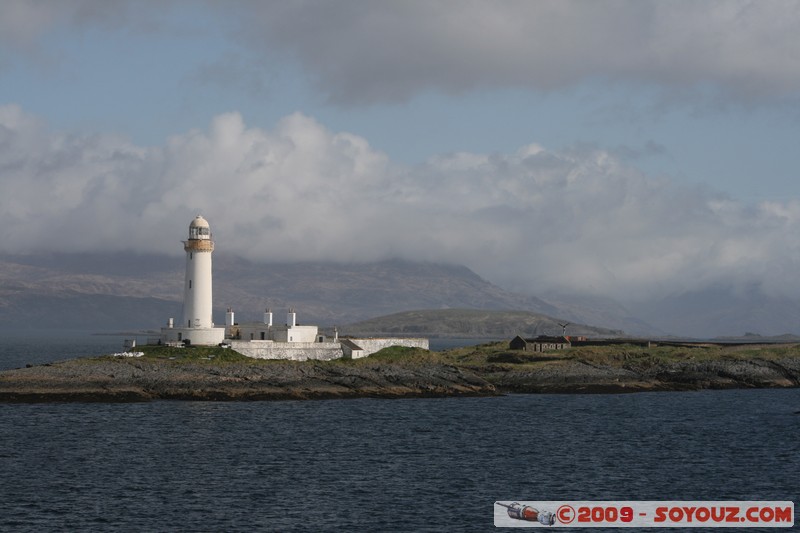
[
  {"x1": 480, "y1": 356, "x2": 800, "y2": 394},
  {"x1": 0, "y1": 357, "x2": 495, "y2": 402},
  {"x1": 1, "y1": 351, "x2": 799, "y2": 402}
]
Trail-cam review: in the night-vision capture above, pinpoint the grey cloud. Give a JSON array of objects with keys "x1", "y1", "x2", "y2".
[
  {"x1": 228, "y1": 0, "x2": 800, "y2": 106},
  {"x1": 6, "y1": 1, "x2": 799, "y2": 107},
  {"x1": 186, "y1": 52, "x2": 272, "y2": 98},
  {"x1": 0, "y1": 0, "x2": 70, "y2": 49},
  {"x1": 0, "y1": 0, "x2": 163, "y2": 75},
  {"x1": 0, "y1": 0, "x2": 139, "y2": 48},
  {"x1": 2, "y1": 104, "x2": 800, "y2": 305},
  {"x1": 611, "y1": 141, "x2": 669, "y2": 161}
]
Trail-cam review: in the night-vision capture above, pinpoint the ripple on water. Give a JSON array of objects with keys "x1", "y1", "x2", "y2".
[{"x1": 0, "y1": 389, "x2": 798, "y2": 531}]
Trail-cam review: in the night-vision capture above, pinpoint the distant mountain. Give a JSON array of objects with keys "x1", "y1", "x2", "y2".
[
  {"x1": 341, "y1": 309, "x2": 622, "y2": 338},
  {"x1": 629, "y1": 285, "x2": 800, "y2": 338},
  {"x1": 210, "y1": 256, "x2": 562, "y2": 326},
  {"x1": 538, "y1": 291, "x2": 662, "y2": 337},
  {"x1": 6, "y1": 252, "x2": 796, "y2": 338},
  {"x1": 0, "y1": 252, "x2": 605, "y2": 332},
  {"x1": 0, "y1": 252, "x2": 182, "y2": 330}
]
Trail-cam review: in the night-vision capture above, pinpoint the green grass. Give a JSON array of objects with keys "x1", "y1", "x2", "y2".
[
  {"x1": 88, "y1": 339, "x2": 800, "y2": 370},
  {"x1": 367, "y1": 346, "x2": 430, "y2": 359},
  {"x1": 340, "y1": 345, "x2": 441, "y2": 367},
  {"x1": 433, "y1": 341, "x2": 800, "y2": 370}
]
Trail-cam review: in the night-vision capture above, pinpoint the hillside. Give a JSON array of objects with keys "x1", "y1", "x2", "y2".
[{"x1": 341, "y1": 309, "x2": 621, "y2": 338}]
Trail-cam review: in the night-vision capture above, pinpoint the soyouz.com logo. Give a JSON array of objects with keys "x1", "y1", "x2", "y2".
[{"x1": 494, "y1": 501, "x2": 794, "y2": 527}]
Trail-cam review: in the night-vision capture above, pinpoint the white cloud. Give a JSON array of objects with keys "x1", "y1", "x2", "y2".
[{"x1": 2, "y1": 104, "x2": 800, "y2": 304}]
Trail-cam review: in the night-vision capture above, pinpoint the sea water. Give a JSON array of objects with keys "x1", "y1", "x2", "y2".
[
  {"x1": 0, "y1": 330, "x2": 129, "y2": 371},
  {"x1": 1, "y1": 334, "x2": 798, "y2": 531}
]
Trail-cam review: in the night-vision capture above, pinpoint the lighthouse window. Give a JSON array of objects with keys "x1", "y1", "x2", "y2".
[{"x1": 189, "y1": 280, "x2": 192, "y2": 289}]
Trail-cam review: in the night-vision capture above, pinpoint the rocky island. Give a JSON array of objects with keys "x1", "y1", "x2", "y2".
[{"x1": 1, "y1": 342, "x2": 799, "y2": 402}]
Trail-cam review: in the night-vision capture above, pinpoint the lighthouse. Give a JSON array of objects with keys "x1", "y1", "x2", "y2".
[
  {"x1": 161, "y1": 215, "x2": 225, "y2": 345},
  {"x1": 183, "y1": 215, "x2": 214, "y2": 329}
]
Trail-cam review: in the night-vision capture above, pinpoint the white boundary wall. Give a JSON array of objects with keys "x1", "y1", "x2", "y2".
[
  {"x1": 346, "y1": 338, "x2": 429, "y2": 359},
  {"x1": 230, "y1": 337, "x2": 429, "y2": 361},
  {"x1": 231, "y1": 340, "x2": 343, "y2": 361}
]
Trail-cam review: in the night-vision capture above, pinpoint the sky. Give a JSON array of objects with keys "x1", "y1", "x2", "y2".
[{"x1": 1, "y1": 0, "x2": 800, "y2": 305}]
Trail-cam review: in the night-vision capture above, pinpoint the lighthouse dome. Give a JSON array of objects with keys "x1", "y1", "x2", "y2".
[
  {"x1": 190, "y1": 215, "x2": 210, "y2": 228},
  {"x1": 188, "y1": 215, "x2": 211, "y2": 240}
]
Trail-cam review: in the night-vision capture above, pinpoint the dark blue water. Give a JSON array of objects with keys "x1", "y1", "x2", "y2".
[
  {"x1": 1, "y1": 391, "x2": 798, "y2": 531},
  {"x1": 1, "y1": 335, "x2": 798, "y2": 531}
]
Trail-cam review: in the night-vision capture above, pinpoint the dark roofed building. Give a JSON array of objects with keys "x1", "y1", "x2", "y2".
[{"x1": 510, "y1": 335, "x2": 571, "y2": 352}]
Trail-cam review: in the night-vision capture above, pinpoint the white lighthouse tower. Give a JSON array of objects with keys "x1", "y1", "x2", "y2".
[
  {"x1": 183, "y1": 215, "x2": 214, "y2": 329},
  {"x1": 161, "y1": 215, "x2": 225, "y2": 346}
]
